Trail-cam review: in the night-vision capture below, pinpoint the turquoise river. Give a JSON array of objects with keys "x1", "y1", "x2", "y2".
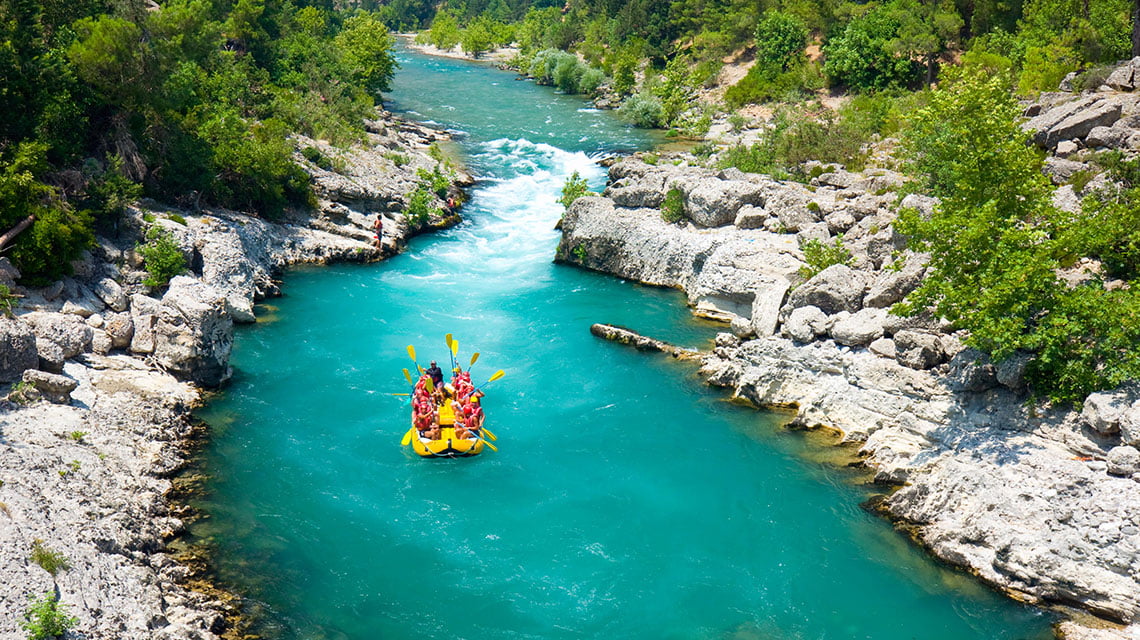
[{"x1": 189, "y1": 45, "x2": 1055, "y2": 639}]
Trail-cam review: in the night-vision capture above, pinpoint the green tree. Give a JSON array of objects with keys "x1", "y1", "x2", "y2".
[
  {"x1": 335, "y1": 13, "x2": 398, "y2": 94},
  {"x1": 885, "y1": 0, "x2": 964, "y2": 85},
  {"x1": 461, "y1": 15, "x2": 496, "y2": 57},
  {"x1": 427, "y1": 8, "x2": 462, "y2": 49},
  {"x1": 823, "y1": 7, "x2": 922, "y2": 91},
  {"x1": 755, "y1": 10, "x2": 809, "y2": 72}
]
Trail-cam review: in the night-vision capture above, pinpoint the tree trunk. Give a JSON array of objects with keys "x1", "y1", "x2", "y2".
[
  {"x1": 0, "y1": 215, "x2": 35, "y2": 251},
  {"x1": 1133, "y1": 0, "x2": 1140, "y2": 57}
]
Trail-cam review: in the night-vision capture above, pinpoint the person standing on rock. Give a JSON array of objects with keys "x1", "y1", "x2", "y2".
[{"x1": 372, "y1": 215, "x2": 384, "y2": 248}]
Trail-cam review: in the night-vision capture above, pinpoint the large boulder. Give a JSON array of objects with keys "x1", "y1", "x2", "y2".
[
  {"x1": 1107, "y1": 445, "x2": 1140, "y2": 476},
  {"x1": 1082, "y1": 386, "x2": 1140, "y2": 437},
  {"x1": 130, "y1": 293, "x2": 161, "y2": 354},
  {"x1": 683, "y1": 178, "x2": 766, "y2": 228},
  {"x1": 605, "y1": 172, "x2": 668, "y2": 208},
  {"x1": 895, "y1": 330, "x2": 947, "y2": 371},
  {"x1": 35, "y1": 338, "x2": 66, "y2": 373},
  {"x1": 104, "y1": 311, "x2": 134, "y2": 349},
  {"x1": 785, "y1": 264, "x2": 868, "y2": 315},
  {"x1": 153, "y1": 276, "x2": 234, "y2": 387},
  {"x1": 92, "y1": 277, "x2": 129, "y2": 312},
  {"x1": 20, "y1": 312, "x2": 93, "y2": 358},
  {"x1": 864, "y1": 254, "x2": 926, "y2": 308},
  {"x1": 829, "y1": 307, "x2": 888, "y2": 347},
  {"x1": 750, "y1": 276, "x2": 791, "y2": 337},
  {"x1": 1086, "y1": 125, "x2": 1130, "y2": 149},
  {"x1": 21, "y1": 368, "x2": 77, "y2": 404},
  {"x1": 1023, "y1": 96, "x2": 1123, "y2": 149},
  {"x1": 1106, "y1": 57, "x2": 1140, "y2": 91},
  {"x1": 944, "y1": 347, "x2": 998, "y2": 391},
  {"x1": 769, "y1": 187, "x2": 819, "y2": 232},
  {"x1": 784, "y1": 305, "x2": 829, "y2": 343},
  {"x1": 0, "y1": 318, "x2": 38, "y2": 382}
]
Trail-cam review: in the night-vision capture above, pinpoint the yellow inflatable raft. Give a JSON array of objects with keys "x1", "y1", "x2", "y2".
[
  {"x1": 411, "y1": 426, "x2": 485, "y2": 457},
  {"x1": 409, "y1": 399, "x2": 485, "y2": 458}
]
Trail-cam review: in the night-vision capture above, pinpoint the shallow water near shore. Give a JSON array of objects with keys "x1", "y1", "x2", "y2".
[{"x1": 189, "y1": 45, "x2": 1055, "y2": 639}]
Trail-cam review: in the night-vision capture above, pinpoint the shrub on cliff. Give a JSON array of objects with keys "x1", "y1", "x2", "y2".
[
  {"x1": 798, "y1": 236, "x2": 853, "y2": 280},
  {"x1": 139, "y1": 227, "x2": 187, "y2": 289},
  {"x1": 559, "y1": 172, "x2": 591, "y2": 209},
  {"x1": 22, "y1": 593, "x2": 77, "y2": 640},
  {"x1": 405, "y1": 186, "x2": 442, "y2": 226},
  {"x1": 660, "y1": 187, "x2": 685, "y2": 223}
]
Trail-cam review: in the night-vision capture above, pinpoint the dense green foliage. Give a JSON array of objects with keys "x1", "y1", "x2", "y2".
[
  {"x1": 898, "y1": 70, "x2": 1140, "y2": 403},
  {"x1": 0, "y1": 1, "x2": 397, "y2": 283},
  {"x1": 138, "y1": 227, "x2": 187, "y2": 288},
  {"x1": 393, "y1": 0, "x2": 1137, "y2": 122},
  {"x1": 21, "y1": 593, "x2": 77, "y2": 640}
]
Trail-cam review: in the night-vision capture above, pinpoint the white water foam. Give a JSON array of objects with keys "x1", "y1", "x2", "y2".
[{"x1": 420, "y1": 138, "x2": 605, "y2": 286}]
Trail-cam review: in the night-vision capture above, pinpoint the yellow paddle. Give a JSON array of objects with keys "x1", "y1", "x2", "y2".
[
  {"x1": 407, "y1": 345, "x2": 423, "y2": 373},
  {"x1": 402, "y1": 368, "x2": 413, "y2": 385},
  {"x1": 400, "y1": 427, "x2": 415, "y2": 446},
  {"x1": 445, "y1": 334, "x2": 455, "y2": 370},
  {"x1": 468, "y1": 352, "x2": 479, "y2": 371},
  {"x1": 388, "y1": 393, "x2": 410, "y2": 396},
  {"x1": 477, "y1": 369, "x2": 505, "y2": 388},
  {"x1": 476, "y1": 434, "x2": 498, "y2": 452}
]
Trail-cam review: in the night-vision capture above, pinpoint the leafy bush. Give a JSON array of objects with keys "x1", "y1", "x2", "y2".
[
  {"x1": 138, "y1": 227, "x2": 187, "y2": 288},
  {"x1": 22, "y1": 593, "x2": 77, "y2": 640},
  {"x1": 30, "y1": 540, "x2": 70, "y2": 576},
  {"x1": 302, "y1": 146, "x2": 334, "y2": 171},
  {"x1": 81, "y1": 155, "x2": 142, "y2": 220},
  {"x1": 559, "y1": 172, "x2": 590, "y2": 209},
  {"x1": 717, "y1": 104, "x2": 875, "y2": 177},
  {"x1": 661, "y1": 187, "x2": 685, "y2": 223},
  {"x1": 416, "y1": 166, "x2": 450, "y2": 198},
  {"x1": 617, "y1": 93, "x2": 664, "y2": 128},
  {"x1": 405, "y1": 186, "x2": 441, "y2": 226},
  {"x1": 798, "y1": 236, "x2": 853, "y2": 279}
]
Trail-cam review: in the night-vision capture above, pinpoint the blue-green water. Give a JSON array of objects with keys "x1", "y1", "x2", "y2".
[{"x1": 190, "y1": 47, "x2": 1054, "y2": 639}]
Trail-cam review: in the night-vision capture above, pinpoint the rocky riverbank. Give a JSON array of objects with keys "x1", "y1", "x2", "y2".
[
  {"x1": 0, "y1": 110, "x2": 469, "y2": 639},
  {"x1": 557, "y1": 77, "x2": 1140, "y2": 636}
]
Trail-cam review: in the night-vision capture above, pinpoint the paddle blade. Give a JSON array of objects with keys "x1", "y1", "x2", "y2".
[
  {"x1": 480, "y1": 437, "x2": 498, "y2": 452},
  {"x1": 402, "y1": 368, "x2": 412, "y2": 385},
  {"x1": 489, "y1": 369, "x2": 505, "y2": 382},
  {"x1": 445, "y1": 333, "x2": 453, "y2": 350},
  {"x1": 469, "y1": 352, "x2": 479, "y2": 367},
  {"x1": 401, "y1": 427, "x2": 415, "y2": 446},
  {"x1": 388, "y1": 392, "x2": 411, "y2": 396},
  {"x1": 407, "y1": 345, "x2": 416, "y2": 362},
  {"x1": 424, "y1": 377, "x2": 435, "y2": 393},
  {"x1": 482, "y1": 427, "x2": 498, "y2": 441},
  {"x1": 451, "y1": 339, "x2": 459, "y2": 357}
]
